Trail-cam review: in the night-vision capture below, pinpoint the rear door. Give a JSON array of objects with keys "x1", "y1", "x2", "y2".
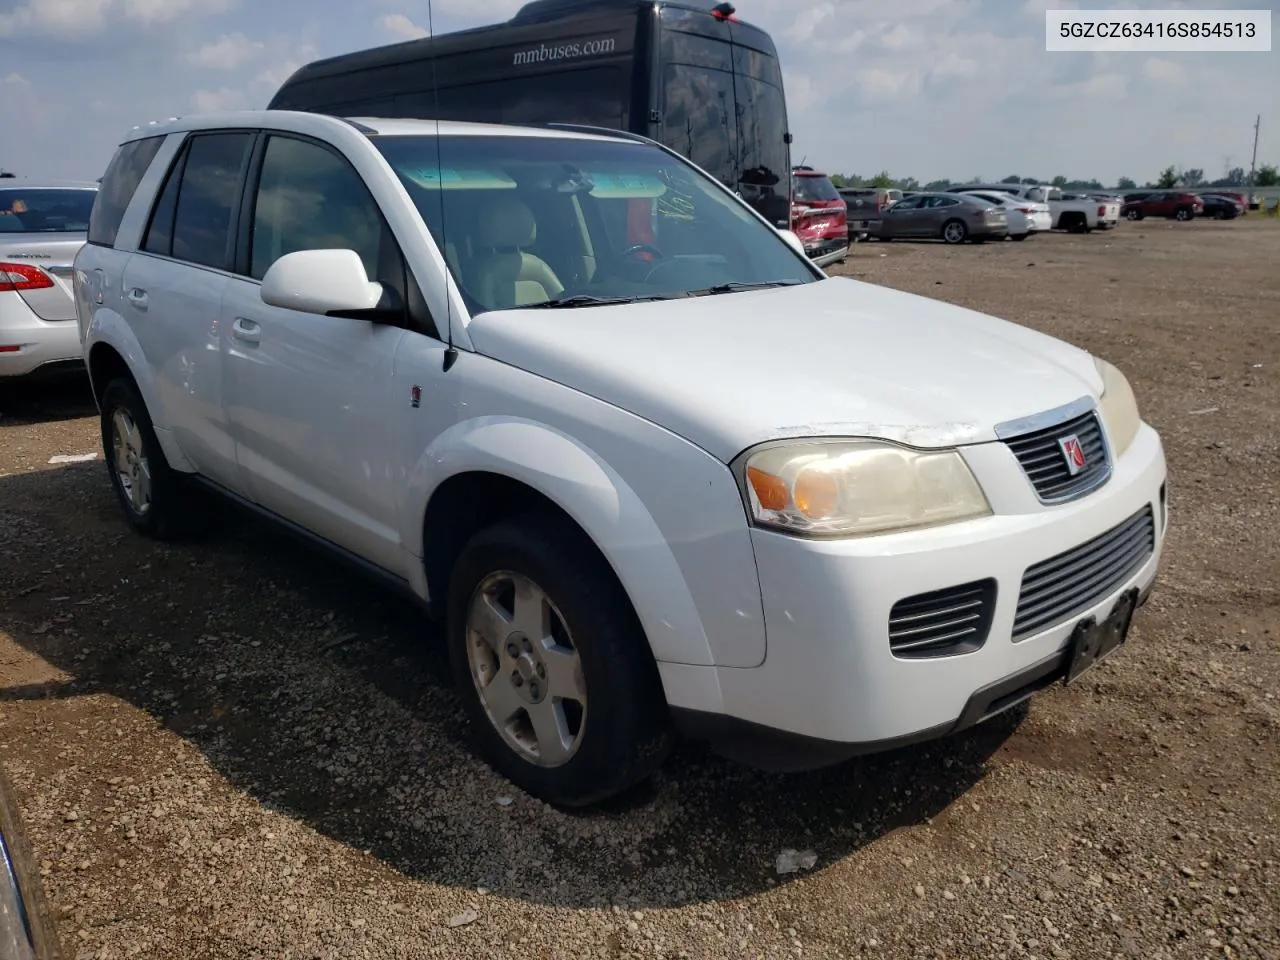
[
  {"x1": 728, "y1": 26, "x2": 790, "y2": 229},
  {"x1": 121, "y1": 130, "x2": 255, "y2": 491},
  {"x1": 658, "y1": 13, "x2": 738, "y2": 192}
]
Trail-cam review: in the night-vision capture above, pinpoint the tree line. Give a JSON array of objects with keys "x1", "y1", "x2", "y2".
[{"x1": 830, "y1": 165, "x2": 1280, "y2": 192}]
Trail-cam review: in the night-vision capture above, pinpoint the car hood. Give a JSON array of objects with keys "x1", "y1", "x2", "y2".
[{"x1": 465, "y1": 276, "x2": 1103, "y2": 463}]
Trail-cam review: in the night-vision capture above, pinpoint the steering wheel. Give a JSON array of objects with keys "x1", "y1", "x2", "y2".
[{"x1": 621, "y1": 243, "x2": 666, "y2": 263}]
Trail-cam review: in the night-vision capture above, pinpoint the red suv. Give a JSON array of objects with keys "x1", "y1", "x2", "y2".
[
  {"x1": 790, "y1": 166, "x2": 848, "y2": 267},
  {"x1": 1122, "y1": 191, "x2": 1204, "y2": 222}
]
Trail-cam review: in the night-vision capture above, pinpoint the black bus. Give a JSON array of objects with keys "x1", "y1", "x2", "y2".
[{"x1": 267, "y1": 0, "x2": 793, "y2": 229}]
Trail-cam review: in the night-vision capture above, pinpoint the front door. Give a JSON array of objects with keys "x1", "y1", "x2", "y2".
[{"x1": 221, "y1": 133, "x2": 408, "y2": 572}]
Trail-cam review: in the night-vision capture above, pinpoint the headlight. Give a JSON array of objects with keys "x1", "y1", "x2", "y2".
[
  {"x1": 1094, "y1": 357, "x2": 1141, "y2": 457},
  {"x1": 739, "y1": 440, "x2": 991, "y2": 538}
]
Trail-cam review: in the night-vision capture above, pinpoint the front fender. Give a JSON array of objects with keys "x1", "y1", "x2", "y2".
[
  {"x1": 403, "y1": 416, "x2": 718, "y2": 667},
  {"x1": 85, "y1": 308, "x2": 195, "y2": 473}
]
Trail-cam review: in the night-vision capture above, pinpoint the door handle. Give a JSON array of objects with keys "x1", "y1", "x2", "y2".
[
  {"x1": 231, "y1": 317, "x2": 261, "y2": 344},
  {"x1": 125, "y1": 288, "x2": 148, "y2": 310}
]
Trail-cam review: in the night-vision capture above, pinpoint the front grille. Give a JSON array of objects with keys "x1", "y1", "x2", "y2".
[
  {"x1": 1002, "y1": 409, "x2": 1110, "y2": 503},
  {"x1": 889, "y1": 579, "x2": 996, "y2": 659},
  {"x1": 1013, "y1": 506, "x2": 1155, "y2": 640}
]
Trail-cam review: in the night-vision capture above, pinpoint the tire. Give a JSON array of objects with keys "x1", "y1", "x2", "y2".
[
  {"x1": 1175, "y1": 207, "x2": 1192, "y2": 221},
  {"x1": 941, "y1": 219, "x2": 968, "y2": 244},
  {"x1": 1125, "y1": 209, "x2": 1143, "y2": 221},
  {"x1": 446, "y1": 513, "x2": 672, "y2": 807},
  {"x1": 99, "y1": 378, "x2": 210, "y2": 540},
  {"x1": 1011, "y1": 233, "x2": 1028, "y2": 241},
  {"x1": 0, "y1": 768, "x2": 61, "y2": 960}
]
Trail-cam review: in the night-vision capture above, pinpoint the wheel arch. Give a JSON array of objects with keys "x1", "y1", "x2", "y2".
[
  {"x1": 84, "y1": 312, "x2": 194, "y2": 472},
  {"x1": 406, "y1": 419, "x2": 721, "y2": 669}
]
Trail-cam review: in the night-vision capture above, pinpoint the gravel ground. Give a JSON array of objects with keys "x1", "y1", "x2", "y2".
[{"x1": 1, "y1": 219, "x2": 1277, "y2": 960}]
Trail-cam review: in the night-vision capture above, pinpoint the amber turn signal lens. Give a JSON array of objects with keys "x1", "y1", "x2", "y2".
[
  {"x1": 746, "y1": 466, "x2": 789, "y2": 511},
  {"x1": 794, "y1": 467, "x2": 839, "y2": 519}
]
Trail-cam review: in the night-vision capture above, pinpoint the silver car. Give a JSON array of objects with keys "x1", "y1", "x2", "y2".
[
  {"x1": 1, "y1": 181, "x2": 98, "y2": 382},
  {"x1": 873, "y1": 192, "x2": 1008, "y2": 244}
]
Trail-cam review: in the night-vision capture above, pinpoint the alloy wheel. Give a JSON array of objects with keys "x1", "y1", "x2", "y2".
[{"x1": 465, "y1": 570, "x2": 587, "y2": 767}]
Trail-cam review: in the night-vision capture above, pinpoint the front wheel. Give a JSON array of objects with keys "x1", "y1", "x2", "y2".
[
  {"x1": 941, "y1": 219, "x2": 968, "y2": 244},
  {"x1": 447, "y1": 514, "x2": 672, "y2": 807},
  {"x1": 1126, "y1": 209, "x2": 1143, "y2": 220},
  {"x1": 1011, "y1": 233, "x2": 1029, "y2": 241},
  {"x1": 99, "y1": 378, "x2": 210, "y2": 540},
  {"x1": 1175, "y1": 207, "x2": 1193, "y2": 221}
]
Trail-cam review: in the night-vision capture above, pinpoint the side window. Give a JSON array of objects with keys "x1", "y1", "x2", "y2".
[
  {"x1": 661, "y1": 65, "x2": 737, "y2": 188},
  {"x1": 171, "y1": 133, "x2": 254, "y2": 270},
  {"x1": 87, "y1": 136, "x2": 164, "y2": 248},
  {"x1": 501, "y1": 68, "x2": 624, "y2": 129},
  {"x1": 250, "y1": 135, "x2": 384, "y2": 281},
  {"x1": 142, "y1": 143, "x2": 188, "y2": 256}
]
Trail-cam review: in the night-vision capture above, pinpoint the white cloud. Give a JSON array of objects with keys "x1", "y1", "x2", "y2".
[
  {"x1": 930, "y1": 52, "x2": 980, "y2": 79},
  {"x1": 856, "y1": 66, "x2": 924, "y2": 102},
  {"x1": 2, "y1": 72, "x2": 32, "y2": 87},
  {"x1": 784, "y1": 4, "x2": 834, "y2": 44},
  {"x1": 0, "y1": 0, "x2": 231, "y2": 36},
  {"x1": 0, "y1": 0, "x2": 112, "y2": 37},
  {"x1": 121, "y1": 0, "x2": 234, "y2": 25},
  {"x1": 190, "y1": 87, "x2": 246, "y2": 113},
  {"x1": 377, "y1": 13, "x2": 430, "y2": 40},
  {"x1": 1142, "y1": 57, "x2": 1189, "y2": 87},
  {"x1": 253, "y1": 41, "x2": 318, "y2": 89},
  {"x1": 189, "y1": 32, "x2": 263, "y2": 69}
]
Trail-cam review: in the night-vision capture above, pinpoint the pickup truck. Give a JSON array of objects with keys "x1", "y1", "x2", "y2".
[
  {"x1": 945, "y1": 184, "x2": 1120, "y2": 233},
  {"x1": 838, "y1": 186, "x2": 903, "y2": 241}
]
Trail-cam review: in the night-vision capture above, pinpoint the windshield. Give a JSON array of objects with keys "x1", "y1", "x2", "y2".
[
  {"x1": 0, "y1": 188, "x2": 96, "y2": 233},
  {"x1": 791, "y1": 174, "x2": 841, "y2": 203},
  {"x1": 374, "y1": 135, "x2": 817, "y2": 314}
]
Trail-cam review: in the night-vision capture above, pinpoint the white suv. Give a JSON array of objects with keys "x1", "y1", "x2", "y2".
[{"x1": 74, "y1": 111, "x2": 1168, "y2": 807}]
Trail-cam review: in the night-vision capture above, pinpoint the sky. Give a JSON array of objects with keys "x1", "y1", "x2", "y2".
[{"x1": 1, "y1": 0, "x2": 1276, "y2": 186}]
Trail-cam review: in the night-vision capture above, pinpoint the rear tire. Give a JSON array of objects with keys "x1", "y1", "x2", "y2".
[
  {"x1": 1011, "y1": 233, "x2": 1029, "y2": 241},
  {"x1": 446, "y1": 513, "x2": 672, "y2": 807},
  {"x1": 99, "y1": 378, "x2": 210, "y2": 540},
  {"x1": 941, "y1": 219, "x2": 968, "y2": 244}
]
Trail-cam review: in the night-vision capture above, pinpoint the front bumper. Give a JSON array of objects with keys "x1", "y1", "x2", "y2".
[
  {"x1": 661, "y1": 423, "x2": 1167, "y2": 767},
  {"x1": 0, "y1": 293, "x2": 83, "y2": 380}
]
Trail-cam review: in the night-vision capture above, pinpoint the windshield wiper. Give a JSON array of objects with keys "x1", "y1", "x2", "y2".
[
  {"x1": 686, "y1": 280, "x2": 804, "y2": 298},
  {"x1": 526, "y1": 293, "x2": 678, "y2": 309}
]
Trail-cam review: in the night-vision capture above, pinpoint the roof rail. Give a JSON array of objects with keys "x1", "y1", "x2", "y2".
[
  {"x1": 338, "y1": 117, "x2": 380, "y2": 135},
  {"x1": 539, "y1": 122, "x2": 660, "y2": 146}
]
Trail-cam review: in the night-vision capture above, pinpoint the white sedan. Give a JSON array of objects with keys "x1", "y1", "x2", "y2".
[
  {"x1": 960, "y1": 190, "x2": 1052, "y2": 240},
  {"x1": 1, "y1": 181, "x2": 98, "y2": 382}
]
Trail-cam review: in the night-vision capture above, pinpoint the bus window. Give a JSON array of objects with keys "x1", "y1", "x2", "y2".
[
  {"x1": 661, "y1": 65, "x2": 737, "y2": 188},
  {"x1": 501, "y1": 67, "x2": 626, "y2": 128}
]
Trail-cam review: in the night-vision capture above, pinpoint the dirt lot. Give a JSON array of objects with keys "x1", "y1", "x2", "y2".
[{"x1": 1, "y1": 219, "x2": 1277, "y2": 960}]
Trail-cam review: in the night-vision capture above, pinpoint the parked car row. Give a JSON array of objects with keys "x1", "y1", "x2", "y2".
[{"x1": 1121, "y1": 189, "x2": 1245, "y2": 220}]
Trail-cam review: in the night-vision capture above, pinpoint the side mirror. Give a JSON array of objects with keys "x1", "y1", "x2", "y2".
[
  {"x1": 778, "y1": 229, "x2": 808, "y2": 258},
  {"x1": 260, "y1": 249, "x2": 384, "y2": 317}
]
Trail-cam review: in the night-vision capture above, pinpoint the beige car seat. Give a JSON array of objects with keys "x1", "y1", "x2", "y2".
[{"x1": 468, "y1": 195, "x2": 564, "y2": 308}]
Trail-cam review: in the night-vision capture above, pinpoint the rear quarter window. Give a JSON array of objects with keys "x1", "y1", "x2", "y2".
[{"x1": 88, "y1": 136, "x2": 165, "y2": 247}]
